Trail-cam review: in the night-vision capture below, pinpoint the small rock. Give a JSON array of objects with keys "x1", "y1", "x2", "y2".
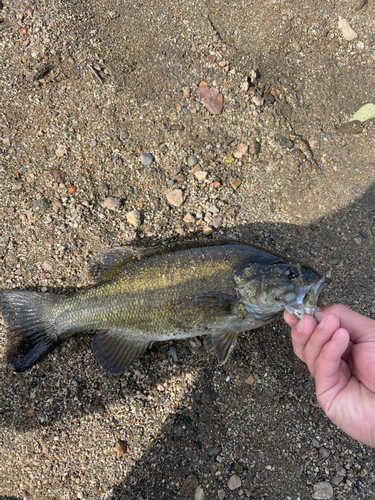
[
  {"x1": 101, "y1": 197, "x2": 120, "y2": 209},
  {"x1": 187, "y1": 155, "x2": 198, "y2": 167},
  {"x1": 336, "y1": 121, "x2": 363, "y2": 135},
  {"x1": 233, "y1": 143, "x2": 248, "y2": 159},
  {"x1": 210, "y1": 181, "x2": 221, "y2": 188},
  {"x1": 140, "y1": 152, "x2": 154, "y2": 165},
  {"x1": 292, "y1": 40, "x2": 302, "y2": 51},
  {"x1": 230, "y1": 178, "x2": 242, "y2": 190},
  {"x1": 2, "y1": 137, "x2": 10, "y2": 148},
  {"x1": 174, "y1": 173, "x2": 186, "y2": 183},
  {"x1": 183, "y1": 86, "x2": 191, "y2": 98},
  {"x1": 248, "y1": 137, "x2": 261, "y2": 155},
  {"x1": 33, "y1": 198, "x2": 49, "y2": 215},
  {"x1": 194, "y1": 171, "x2": 208, "y2": 181},
  {"x1": 274, "y1": 134, "x2": 294, "y2": 149},
  {"x1": 207, "y1": 205, "x2": 219, "y2": 214},
  {"x1": 169, "y1": 346, "x2": 178, "y2": 362},
  {"x1": 338, "y1": 18, "x2": 358, "y2": 41},
  {"x1": 227, "y1": 475, "x2": 242, "y2": 491},
  {"x1": 330, "y1": 475, "x2": 343, "y2": 486},
  {"x1": 179, "y1": 475, "x2": 198, "y2": 497},
  {"x1": 312, "y1": 482, "x2": 333, "y2": 499},
  {"x1": 208, "y1": 446, "x2": 222, "y2": 457},
  {"x1": 203, "y1": 226, "x2": 213, "y2": 236},
  {"x1": 195, "y1": 486, "x2": 204, "y2": 500},
  {"x1": 318, "y1": 447, "x2": 331, "y2": 460},
  {"x1": 184, "y1": 213, "x2": 195, "y2": 223},
  {"x1": 127, "y1": 210, "x2": 141, "y2": 227},
  {"x1": 120, "y1": 131, "x2": 129, "y2": 140},
  {"x1": 212, "y1": 217, "x2": 222, "y2": 230},
  {"x1": 263, "y1": 92, "x2": 275, "y2": 104},
  {"x1": 370, "y1": 213, "x2": 375, "y2": 223},
  {"x1": 218, "y1": 490, "x2": 225, "y2": 500},
  {"x1": 51, "y1": 200, "x2": 65, "y2": 215},
  {"x1": 176, "y1": 227, "x2": 186, "y2": 236},
  {"x1": 114, "y1": 439, "x2": 127, "y2": 459},
  {"x1": 156, "y1": 383, "x2": 164, "y2": 392},
  {"x1": 336, "y1": 466, "x2": 346, "y2": 476},
  {"x1": 42, "y1": 260, "x2": 54, "y2": 272},
  {"x1": 352, "y1": 0, "x2": 368, "y2": 11},
  {"x1": 245, "y1": 375, "x2": 254, "y2": 385},
  {"x1": 312, "y1": 438, "x2": 321, "y2": 448},
  {"x1": 252, "y1": 94, "x2": 264, "y2": 107},
  {"x1": 198, "y1": 83, "x2": 223, "y2": 114},
  {"x1": 166, "y1": 189, "x2": 184, "y2": 207},
  {"x1": 354, "y1": 237, "x2": 362, "y2": 245},
  {"x1": 90, "y1": 139, "x2": 98, "y2": 147},
  {"x1": 55, "y1": 144, "x2": 67, "y2": 157},
  {"x1": 228, "y1": 205, "x2": 240, "y2": 218},
  {"x1": 52, "y1": 169, "x2": 66, "y2": 184}
]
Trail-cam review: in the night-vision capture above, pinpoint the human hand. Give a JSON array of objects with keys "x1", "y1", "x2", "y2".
[{"x1": 284, "y1": 304, "x2": 375, "y2": 447}]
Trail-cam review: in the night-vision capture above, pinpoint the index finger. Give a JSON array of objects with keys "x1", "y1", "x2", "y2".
[{"x1": 315, "y1": 304, "x2": 375, "y2": 343}]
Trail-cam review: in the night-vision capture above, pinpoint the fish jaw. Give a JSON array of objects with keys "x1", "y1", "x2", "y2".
[{"x1": 285, "y1": 277, "x2": 331, "y2": 319}]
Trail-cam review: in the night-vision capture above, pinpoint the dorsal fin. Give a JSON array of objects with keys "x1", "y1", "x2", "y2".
[{"x1": 88, "y1": 246, "x2": 163, "y2": 284}]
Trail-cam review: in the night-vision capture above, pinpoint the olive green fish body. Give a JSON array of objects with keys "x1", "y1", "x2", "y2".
[{"x1": 0, "y1": 241, "x2": 329, "y2": 374}]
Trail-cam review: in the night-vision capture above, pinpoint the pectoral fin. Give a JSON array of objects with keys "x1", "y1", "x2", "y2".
[
  {"x1": 205, "y1": 330, "x2": 238, "y2": 365},
  {"x1": 91, "y1": 330, "x2": 151, "y2": 374}
]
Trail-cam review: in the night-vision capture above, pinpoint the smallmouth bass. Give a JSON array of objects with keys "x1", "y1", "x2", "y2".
[{"x1": 0, "y1": 240, "x2": 330, "y2": 374}]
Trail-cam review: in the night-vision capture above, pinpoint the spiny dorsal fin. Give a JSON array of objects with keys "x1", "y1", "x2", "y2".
[
  {"x1": 205, "y1": 330, "x2": 238, "y2": 365},
  {"x1": 91, "y1": 330, "x2": 151, "y2": 374}
]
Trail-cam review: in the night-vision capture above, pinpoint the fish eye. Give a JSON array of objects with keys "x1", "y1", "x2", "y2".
[{"x1": 286, "y1": 267, "x2": 299, "y2": 279}]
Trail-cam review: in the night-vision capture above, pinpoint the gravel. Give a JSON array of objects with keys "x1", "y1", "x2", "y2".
[{"x1": 0, "y1": 0, "x2": 374, "y2": 498}]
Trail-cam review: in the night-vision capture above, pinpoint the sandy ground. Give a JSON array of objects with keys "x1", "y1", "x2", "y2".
[{"x1": 0, "y1": 0, "x2": 374, "y2": 498}]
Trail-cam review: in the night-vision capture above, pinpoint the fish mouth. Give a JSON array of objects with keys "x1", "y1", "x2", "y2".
[{"x1": 285, "y1": 276, "x2": 331, "y2": 319}]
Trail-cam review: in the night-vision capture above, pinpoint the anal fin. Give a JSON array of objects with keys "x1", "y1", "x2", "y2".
[
  {"x1": 205, "y1": 330, "x2": 238, "y2": 365},
  {"x1": 91, "y1": 330, "x2": 150, "y2": 374}
]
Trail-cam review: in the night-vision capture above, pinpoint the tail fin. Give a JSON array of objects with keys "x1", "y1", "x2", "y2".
[{"x1": 0, "y1": 290, "x2": 59, "y2": 372}]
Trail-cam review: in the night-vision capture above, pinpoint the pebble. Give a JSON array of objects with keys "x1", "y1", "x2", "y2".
[
  {"x1": 120, "y1": 131, "x2": 129, "y2": 140},
  {"x1": 249, "y1": 137, "x2": 261, "y2": 155},
  {"x1": 354, "y1": 237, "x2": 362, "y2": 245},
  {"x1": 187, "y1": 155, "x2": 198, "y2": 167},
  {"x1": 312, "y1": 438, "x2": 320, "y2": 448},
  {"x1": 207, "y1": 205, "x2": 219, "y2": 214},
  {"x1": 33, "y1": 198, "x2": 49, "y2": 215},
  {"x1": 218, "y1": 491, "x2": 225, "y2": 500},
  {"x1": 140, "y1": 152, "x2": 154, "y2": 165},
  {"x1": 203, "y1": 227, "x2": 214, "y2": 236},
  {"x1": 114, "y1": 439, "x2": 127, "y2": 459},
  {"x1": 241, "y1": 79, "x2": 250, "y2": 92},
  {"x1": 336, "y1": 121, "x2": 363, "y2": 135},
  {"x1": 55, "y1": 144, "x2": 67, "y2": 157},
  {"x1": 168, "y1": 346, "x2": 178, "y2": 362},
  {"x1": 127, "y1": 209, "x2": 141, "y2": 227},
  {"x1": 194, "y1": 171, "x2": 208, "y2": 181},
  {"x1": 201, "y1": 387, "x2": 217, "y2": 404},
  {"x1": 292, "y1": 40, "x2": 302, "y2": 51},
  {"x1": 52, "y1": 169, "x2": 66, "y2": 184},
  {"x1": 198, "y1": 84, "x2": 223, "y2": 114},
  {"x1": 195, "y1": 486, "x2": 205, "y2": 500},
  {"x1": 252, "y1": 95, "x2": 264, "y2": 107},
  {"x1": 42, "y1": 260, "x2": 54, "y2": 272},
  {"x1": 370, "y1": 213, "x2": 375, "y2": 223},
  {"x1": 312, "y1": 481, "x2": 333, "y2": 499},
  {"x1": 227, "y1": 475, "x2": 242, "y2": 491},
  {"x1": 318, "y1": 447, "x2": 330, "y2": 460},
  {"x1": 184, "y1": 213, "x2": 195, "y2": 223},
  {"x1": 338, "y1": 18, "x2": 358, "y2": 41},
  {"x1": 183, "y1": 86, "x2": 191, "y2": 98},
  {"x1": 51, "y1": 200, "x2": 65, "y2": 215},
  {"x1": 274, "y1": 134, "x2": 294, "y2": 149},
  {"x1": 233, "y1": 143, "x2": 248, "y2": 159},
  {"x1": 207, "y1": 446, "x2": 222, "y2": 457},
  {"x1": 101, "y1": 197, "x2": 120, "y2": 209},
  {"x1": 336, "y1": 466, "x2": 346, "y2": 476},
  {"x1": 230, "y1": 178, "x2": 242, "y2": 190},
  {"x1": 330, "y1": 475, "x2": 343, "y2": 486},
  {"x1": 90, "y1": 139, "x2": 98, "y2": 147},
  {"x1": 245, "y1": 375, "x2": 254, "y2": 385},
  {"x1": 166, "y1": 189, "x2": 184, "y2": 207},
  {"x1": 179, "y1": 474, "x2": 198, "y2": 497},
  {"x1": 212, "y1": 217, "x2": 222, "y2": 230}
]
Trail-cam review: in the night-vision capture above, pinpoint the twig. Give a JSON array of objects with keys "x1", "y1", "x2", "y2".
[{"x1": 87, "y1": 63, "x2": 104, "y2": 84}]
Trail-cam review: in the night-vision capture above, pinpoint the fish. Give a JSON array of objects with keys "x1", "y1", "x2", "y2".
[{"x1": 0, "y1": 240, "x2": 330, "y2": 374}]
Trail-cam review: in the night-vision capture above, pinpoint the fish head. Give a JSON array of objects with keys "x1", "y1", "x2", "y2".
[{"x1": 234, "y1": 261, "x2": 330, "y2": 321}]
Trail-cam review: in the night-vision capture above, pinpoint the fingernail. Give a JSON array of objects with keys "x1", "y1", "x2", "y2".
[
  {"x1": 318, "y1": 316, "x2": 326, "y2": 329},
  {"x1": 297, "y1": 317, "x2": 304, "y2": 332}
]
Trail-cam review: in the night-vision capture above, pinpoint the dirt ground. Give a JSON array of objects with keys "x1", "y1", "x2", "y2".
[{"x1": 0, "y1": 0, "x2": 374, "y2": 499}]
